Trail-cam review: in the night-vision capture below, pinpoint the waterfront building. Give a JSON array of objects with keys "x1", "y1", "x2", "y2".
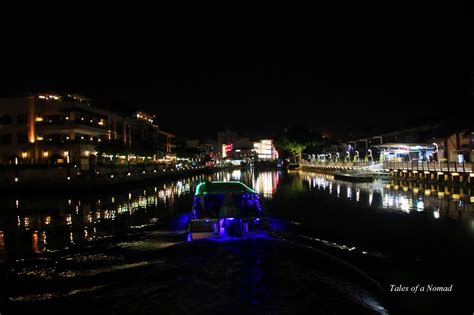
[
  {"x1": 217, "y1": 136, "x2": 277, "y2": 162},
  {"x1": 0, "y1": 94, "x2": 130, "y2": 167},
  {"x1": 217, "y1": 129, "x2": 240, "y2": 159},
  {"x1": 157, "y1": 130, "x2": 176, "y2": 163},
  {"x1": 0, "y1": 94, "x2": 176, "y2": 166},
  {"x1": 335, "y1": 122, "x2": 473, "y2": 163},
  {"x1": 175, "y1": 138, "x2": 216, "y2": 166},
  {"x1": 226, "y1": 138, "x2": 257, "y2": 161},
  {"x1": 253, "y1": 139, "x2": 278, "y2": 160},
  {"x1": 128, "y1": 111, "x2": 176, "y2": 163},
  {"x1": 433, "y1": 129, "x2": 474, "y2": 163}
]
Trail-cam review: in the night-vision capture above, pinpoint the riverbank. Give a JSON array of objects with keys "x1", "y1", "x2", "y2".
[
  {"x1": 0, "y1": 166, "x2": 214, "y2": 195},
  {"x1": 301, "y1": 165, "x2": 390, "y2": 181},
  {"x1": 302, "y1": 162, "x2": 474, "y2": 186}
]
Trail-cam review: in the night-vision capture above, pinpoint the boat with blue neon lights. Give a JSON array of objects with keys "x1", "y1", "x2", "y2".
[{"x1": 188, "y1": 181, "x2": 270, "y2": 240}]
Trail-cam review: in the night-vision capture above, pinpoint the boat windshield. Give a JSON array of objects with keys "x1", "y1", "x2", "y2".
[{"x1": 192, "y1": 192, "x2": 263, "y2": 219}]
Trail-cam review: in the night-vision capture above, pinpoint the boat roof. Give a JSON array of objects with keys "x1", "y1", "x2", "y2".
[{"x1": 194, "y1": 181, "x2": 256, "y2": 196}]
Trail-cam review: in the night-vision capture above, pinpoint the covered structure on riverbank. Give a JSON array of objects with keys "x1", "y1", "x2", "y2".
[{"x1": 372, "y1": 143, "x2": 437, "y2": 162}]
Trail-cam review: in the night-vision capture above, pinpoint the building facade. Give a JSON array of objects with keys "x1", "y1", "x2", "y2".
[
  {"x1": 0, "y1": 94, "x2": 175, "y2": 166},
  {"x1": 253, "y1": 139, "x2": 278, "y2": 160},
  {"x1": 434, "y1": 130, "x2": 474, "y2": 163},
  {"x1": 0, "y1": 94, "x2": 130, "y2": 167}
]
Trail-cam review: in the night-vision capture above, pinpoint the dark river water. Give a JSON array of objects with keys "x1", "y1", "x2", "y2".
[{"x1": 1, "y1": 169, "x2": 473, "y2": 314}]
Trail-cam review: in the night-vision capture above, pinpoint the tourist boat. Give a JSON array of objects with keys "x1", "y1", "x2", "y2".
[
  {"x1": 334, "y1": 173, "x2": 373, "y2": 182},
  {"x1": 188, "y1": 181, "x2": 270, "y2": 240}
]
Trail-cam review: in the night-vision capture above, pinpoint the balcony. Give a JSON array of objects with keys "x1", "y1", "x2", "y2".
[{"x1": 37, "y1": 119, "x2": 109, "y2": 135}]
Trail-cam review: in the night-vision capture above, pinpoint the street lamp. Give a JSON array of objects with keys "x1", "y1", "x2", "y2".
[
  {"x1": 367, "y1": 149, "x2": 373, "y2": 164},
  {"x1": 336, "y1": 152, "x2": 340, "y2": 163},
  {"x1": 355, "y1": 150, "x2": 359, "y2": 162},
  {"x1": 346, "y1": 151, "x2": 350, "y2": 162},
  {"x1": 432, "y1": 143, "x2": 439, "y2": 162}
]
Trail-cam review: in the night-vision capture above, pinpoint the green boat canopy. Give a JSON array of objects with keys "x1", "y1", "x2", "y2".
[{"x1": 194, "y1": 181, "x2": 256, "y2": 196}]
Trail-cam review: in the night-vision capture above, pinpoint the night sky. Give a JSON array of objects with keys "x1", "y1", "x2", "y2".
[{"x1": 1, "y1": 7, "x2": 472, "y2": 139}]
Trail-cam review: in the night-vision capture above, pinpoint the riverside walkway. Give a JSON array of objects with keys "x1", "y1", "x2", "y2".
[{"x1": 302, "y1": 160, "x2": 474, "y2": 184}]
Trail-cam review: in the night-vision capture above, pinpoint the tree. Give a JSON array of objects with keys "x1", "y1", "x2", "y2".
[{"x1": 275, "y1": 126, "x2": 324, "y2": 163}]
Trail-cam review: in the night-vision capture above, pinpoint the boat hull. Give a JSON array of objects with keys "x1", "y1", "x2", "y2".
[
  {"x1": 334, "y1": 173, "x2": 373, "y2": 182},
  {"x1": 189, "y1": 217, "x2": 270, "y2": 240}
]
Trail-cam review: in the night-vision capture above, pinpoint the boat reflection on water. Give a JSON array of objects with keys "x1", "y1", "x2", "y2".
[{"x1": 303, "y1": 171, "x2": 474, "y2": 221}]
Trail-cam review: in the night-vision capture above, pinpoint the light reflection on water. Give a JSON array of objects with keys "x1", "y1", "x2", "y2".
[
  {"x1": 213, "y1": 169, "x2": 280, "y2": 198},
  {"x1": 0, "y1": 174, "x2": 206, "y2": 256},
  {"x1": 303, "y1": 171, "x2": 474, "y2": 220},
  {"x1": 252, "y1": 171, "x2": 280, "y2": 198},
  {"x1": 0, "y1": 170, "x2": 283, "y2": 257},
  {"x1": 1, "y1": 169, "x2": 473, "y2": 257}
]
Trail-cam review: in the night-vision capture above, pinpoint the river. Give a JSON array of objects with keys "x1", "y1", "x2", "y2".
[{"x1": 1, "y1": 169, "x2": 473, "y2": 314}]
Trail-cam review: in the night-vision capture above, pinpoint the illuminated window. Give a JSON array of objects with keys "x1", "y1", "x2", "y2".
[{"x1": 43, "y1": 151, "x2": 49, "y2": 158}]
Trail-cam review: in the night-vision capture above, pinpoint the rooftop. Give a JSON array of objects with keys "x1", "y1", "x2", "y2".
[{"x1": 195, "y1": 181, "x2": 256, "y2": 196}]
